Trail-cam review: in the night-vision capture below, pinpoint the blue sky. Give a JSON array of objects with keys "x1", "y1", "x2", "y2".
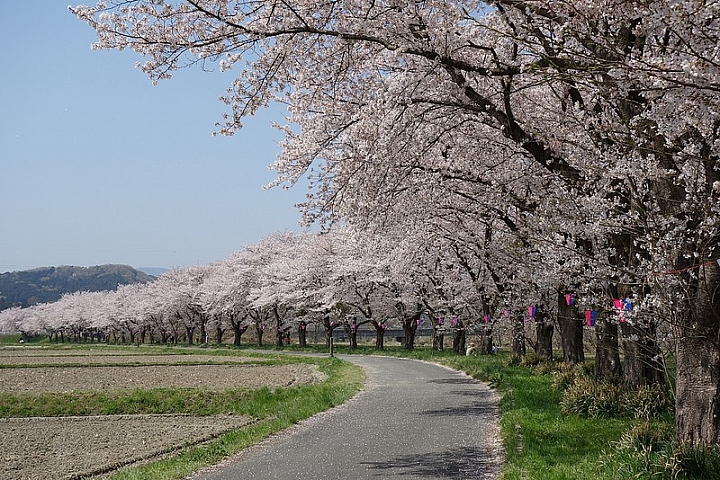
[{"x1": 0, "y1": 2, "x2": 309, "y2": 273}]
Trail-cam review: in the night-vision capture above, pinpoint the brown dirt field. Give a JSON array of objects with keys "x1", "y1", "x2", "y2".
[
  {"x1": 0, "y1": 352, "x2": 259, "y2": 365},
  {"x1": 0, "y1": 363, "x2": 323, "y2": 393},
  {"x1": 1, "y1": 414, "x2": 255, "y2": 480},
  {"x1": 0, "y1": 347, "x2": 326, "y2": 479}
]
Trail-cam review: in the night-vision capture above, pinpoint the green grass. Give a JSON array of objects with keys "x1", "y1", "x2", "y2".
[
  {"x1": 1, "y1": 388, "x2": 246, "y2": 417},
  {"x1": 0, "y1": 333, "x2": 22, "y2": 344},
  {"x1": 0, "y1": 333, "x2": 49, "y2": 345}
]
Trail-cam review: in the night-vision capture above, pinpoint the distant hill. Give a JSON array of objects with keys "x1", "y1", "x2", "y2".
[{"x1": 0, "y1": 264, "x2": 155, "y2": 311}]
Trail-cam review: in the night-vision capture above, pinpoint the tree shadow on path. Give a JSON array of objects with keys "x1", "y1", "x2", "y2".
[
  {"x1": 427, "y1": 377, "x2": 477, "y2": 385},
  {"x1": 419, "y1": 400, "x2": 497, "y2": 418},
  {"x1": 360, "y1": 446, "x2": 499, "y2": 478}
]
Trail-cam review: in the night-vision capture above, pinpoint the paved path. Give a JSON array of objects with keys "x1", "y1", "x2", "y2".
[{"x1": 189, "y1": 355, "x2": 502, "y2": 479}]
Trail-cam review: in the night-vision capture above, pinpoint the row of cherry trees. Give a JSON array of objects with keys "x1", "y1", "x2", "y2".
[
  {"x1": 0, "y1": 219, "x2": 663, "y2": 373},
  {"x1": 0, "y1": 227, "x2": 496, "y2": 350},
  {"x1": 67, "y1": 0, "x2": 720, "y2": 446}
]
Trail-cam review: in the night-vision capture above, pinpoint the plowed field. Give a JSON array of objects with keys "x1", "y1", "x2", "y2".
[{"x1": 0, "y1": 347, "x2": 324, "y2": 479}]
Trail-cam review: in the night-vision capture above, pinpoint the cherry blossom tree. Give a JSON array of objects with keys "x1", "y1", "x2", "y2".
[
  {"x1": 147, "y1": 268, "x2": 195, "y2": 344},
  {"x1": 288, "y1": 231, "x2": 347, "y2": 348},
  {"x1": 326, "y1": 227, "x2": 397, "y2": 349},
  {"x1": 241, "y1": 232, "x2": 313, "y2": 346},
  {"x1": 108, "y1": 284, "x2": 147, "y2": 344},
  {"x1": 0, "y1": 307, "x2": 36, "y2": 341},
  {"x1": 71, "y1": 0, "x2": 720, "y2": 446},
  {"x1": 79, "y1": 290, "x2": 115, "y2": 342},
  {"x1": 205, "y1": 254, "x2": 254, "y2": 345},
  {"x1": 18, "y1": 303, "x2": 55, "y2": 341},
  {"x1": 157, "y1": 266, "x2": 213, "y2": 344},
  {"x1": 138, "y1": 278, "x2": 176, "y2": 343}
]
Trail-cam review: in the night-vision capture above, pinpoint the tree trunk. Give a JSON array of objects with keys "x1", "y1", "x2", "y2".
[
  {"x1": 375, "y1": 329, "x2": 385, "y2": 350},
  {"x1": 372, "y1": 321, "x2": 385, "y2": 350},
  {"x1": 395, "y1": 300, "x2": 421, "y2": 350},
  {"x1": 401, "y1": 318, "x2": 418, "y2": 350},
  {"x1": 557, "y1": 291, "x2": 584, "y2": 364},
  {"x1": 298, "y1": 323, "x2": 307, "y2": 347},
  {"x1": 431, "y1": 317, "x2": 444, "y2": 350},
  {"x1": 403, "y1": 329, "x2": 416, "y2": 350},
  {"x1": 621, "y1": 322, "x2": 664, "y2": 391},
  {"x1": 512, "y1": 313, "x2": 526, "y2": 357},
  {"x1": 479, "y1": 326, "x2": 493, "y2": 355},
  {"x1": 256, "y1": 326, "x2": 264, "y2": 347},
  {"x1": 433, "y1": 331, "x2": 445, "y2": 351},
  {"x1": 325, "y1": 328, "x2": 334, "y2": 348},
  {"x1": 676, "y1": 329, "x2": 720, "y2": 446},
  {"x1": 675, "y1": 261, "x2": 720, "y2": 446},
  {"x1": 534, "y1": 318, "x2": 554, "y2": 360},
  {"x1": 272, "y1": 306, "x2": 284, "y2": 347},
  {"x1": 231, "y1": 325, "x2": 242, "y2": 346},
  {"x1": 452, "y1": 324, "x2": 466, "y2": 354},
  {"x1": 594, "y1": 314, "x2": 622, "y2": 382},
  {"x1": 199, "y1": 322, "x2": 208, "y2": 345},
  {"x1": 230, "y1": 315, "x2": 246, "y2": 346}
]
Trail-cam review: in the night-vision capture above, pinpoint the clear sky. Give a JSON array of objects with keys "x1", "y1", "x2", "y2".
[{"x1": 0, "y1": 2, "x2": 309, "y2": 273}]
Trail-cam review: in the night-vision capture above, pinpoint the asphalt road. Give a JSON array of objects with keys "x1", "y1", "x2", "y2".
[{"x1": 188, "y1": 355, "x2": 503, "y2": 479}]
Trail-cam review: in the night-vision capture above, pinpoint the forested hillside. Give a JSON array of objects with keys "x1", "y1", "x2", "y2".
[{"x1": 0, "y1": 265, "x2": 154, "y2": 310}]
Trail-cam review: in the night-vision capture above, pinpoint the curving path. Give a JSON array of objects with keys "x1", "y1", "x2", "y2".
[{"x1": 188, "y1": 355, "x2": 503, "y2": 479}]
